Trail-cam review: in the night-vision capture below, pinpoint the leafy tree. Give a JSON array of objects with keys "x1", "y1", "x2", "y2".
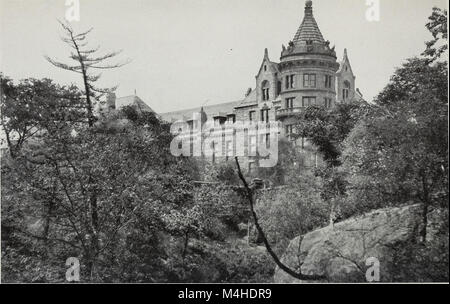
[
  {"x1": 1, "y1": 102, "x2": 199, "y2": 282},
  {"x1": 422, "y1": 7, "x2": 448, "y2": 63},
  {"x1": 341, "y1": 54, "x2": 448, "y2": 239},
  {"x1": 1, "y1": 76, "x2": 85, "y2": 157},
  {"x1": 255, "y1": 171, "x2": 328, "y2": 253}
]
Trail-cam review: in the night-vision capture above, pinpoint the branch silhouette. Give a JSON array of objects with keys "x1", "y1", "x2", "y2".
[{"x1": 234, "y1": 157, "x2": 326, "y2": 281}]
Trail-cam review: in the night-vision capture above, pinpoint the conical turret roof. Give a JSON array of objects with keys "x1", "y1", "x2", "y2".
[{"x1": 293, "y1": 0, "x2": 324, "y2": 44}]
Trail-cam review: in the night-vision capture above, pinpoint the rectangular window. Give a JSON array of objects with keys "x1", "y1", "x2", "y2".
[
  {"x1": 262, "y1": 88, "x2": 270, "y2": 101},
  {"x1": 302, "y1": 96, "x2": 316, "y2": 107},
  {"x1": 343, "y1": 89, "x2": 349, "y2": 100},
  {"x1": 227, "y1": 114, "x2": 236, "y2": 123},
  {"x1": 303, "y1": 74, "x2": 316, "y2": 88},
  {"x1": 286, "y1": 97, "x2": 295, "y2": 109},
  {"x1": 260, "y1": 109, "x2": 269, "y2": 123},
  {"x1": 248, "y1": 161, "x2": 256, "y2": 174},
  {"x1": 285, "y1": 75, "x2": 295, "y2": 89},
  {"x1": 285, "y1": 125, "x2": 294, "y2": 140},
  {"x1": 249, "y1": 111, "x2": 255, "y2": 122},
  {"x1": 265, "y1": 133, "x2": 270, "y2": 148},
  {"x1": 324, "y1": 98, "x2": 332, "y2": 108},
  {"x1": 324, "y1": 75, "x2": 333, "y2": 88}
]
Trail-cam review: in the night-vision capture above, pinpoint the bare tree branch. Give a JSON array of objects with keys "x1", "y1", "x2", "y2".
[{"x1": 234, "y1": 157, "x2": 327, "y2": 281}]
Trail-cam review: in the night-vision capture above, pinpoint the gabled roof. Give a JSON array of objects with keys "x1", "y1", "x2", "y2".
[
  {"x1": 116, "y1": 95, "x2": 155, "y2": 113},
  {"x1": 293, "y1": 1, "x2": 324, "y2": 44},
  {"x1": 256, "y1": 48, "x2": 279, "y2": 77},
  {"x1": 337, "y1": 48, "x2": 354, "y2": 75}
]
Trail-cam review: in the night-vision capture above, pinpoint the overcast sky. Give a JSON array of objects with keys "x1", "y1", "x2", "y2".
[{"x1": 1, "y1": 0, "x2": 448, "y2": 113}]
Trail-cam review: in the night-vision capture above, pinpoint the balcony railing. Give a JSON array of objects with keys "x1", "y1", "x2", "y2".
[{"x1": 276, "y1": 107, "x2": 304, "y2": 118}]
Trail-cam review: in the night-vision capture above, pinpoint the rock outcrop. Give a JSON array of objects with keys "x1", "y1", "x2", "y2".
[{"x1": 274, "y1": 204, "x2": 445, "y2": 283}]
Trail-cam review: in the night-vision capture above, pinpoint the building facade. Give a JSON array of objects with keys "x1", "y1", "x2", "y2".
[{"x1": 161, "y1": 1, "x2": 364, "y2": 171}]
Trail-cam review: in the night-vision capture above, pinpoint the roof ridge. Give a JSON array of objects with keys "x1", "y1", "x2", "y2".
[{"x1": 160, "y1": 100, "x2": 242, "y2": 115}]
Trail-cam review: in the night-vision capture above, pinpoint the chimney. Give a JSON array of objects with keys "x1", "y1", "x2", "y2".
[{"x1": 107, "y1": 92, "x2": 116, "y2": 110}]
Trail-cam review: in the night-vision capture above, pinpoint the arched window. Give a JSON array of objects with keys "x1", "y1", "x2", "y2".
[
  {"x1": 343, "y1": 81, "x2": 350, "y2": 101},
  {"x1": 261, "y1": 80, "x2": 270, "y2": 101}
]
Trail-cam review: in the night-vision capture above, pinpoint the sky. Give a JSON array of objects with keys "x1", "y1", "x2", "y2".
[{"x1": 0, "y1": 0, "x2": 448, "y2": 113}]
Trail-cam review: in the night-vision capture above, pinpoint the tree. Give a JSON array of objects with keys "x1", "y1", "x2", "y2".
[
  {"x1": 42, "y1": 23, "x2": 129, "y2": 275},
  {"x1": 234, "y1": 157, "x2": 326, "y2": 281},
  {"x1": 0, "y1": 76, "x2": 85, "y2": 158},
  {"x1": 45, "y1": 22, "x2": 129, "y2": 127},
  {"x1": 291, "y1": 102, "x2": 367, "y2": 225},
  {"x1": 341, "y1": 55, "x2": 448, "y2": 240},
  {"x1": 422, "y1": 7, "x2": 448, "y2": 63},
  {"x1": 1, "y1": 102, "x2": 199, "y2": 282}
]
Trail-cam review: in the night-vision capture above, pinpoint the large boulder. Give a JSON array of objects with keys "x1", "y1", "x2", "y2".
[{"x1": 274, "y1": 204, "x2": 445, "y2": 283}]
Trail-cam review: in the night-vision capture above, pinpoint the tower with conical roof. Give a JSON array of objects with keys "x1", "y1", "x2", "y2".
[{"x1": 276, "y1": 0, "x2": 340, "y2": 126}]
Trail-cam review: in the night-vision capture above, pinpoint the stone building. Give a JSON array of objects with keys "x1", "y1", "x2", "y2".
[{"x1": 149, "y1": 1, "x2": 364, "y2": 172}]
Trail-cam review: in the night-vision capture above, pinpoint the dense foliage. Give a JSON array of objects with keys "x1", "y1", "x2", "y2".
[{"x1": 1, "y1": 7, "x2": 448, "y2": 282}]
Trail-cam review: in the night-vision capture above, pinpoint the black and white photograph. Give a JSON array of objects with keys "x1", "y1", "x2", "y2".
[{"x1": 0, "y1": 0, "x2": 448, "y2": 289}]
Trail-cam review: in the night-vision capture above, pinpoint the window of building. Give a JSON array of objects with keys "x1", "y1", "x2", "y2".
[
  {"x1": 303, "y1": 74, "x2": 316, "y2": 88},
  {"x1": 227, "y1": 114, "x2": 236, "y2": 123},
  {"x1": 324, "y1": 98, "x2": 332, "y2": 108},
  {"x1": 265, "y1": 133, "x2": 270, "y2": 148},
  {"x1": 277, "y1": 81, "x2": 282, "y2": 95},
  {"x1": 261, "y1": 81, "x2": 270, "y2": 101},
  {"x1": 214, "y1": 117, "x2": 222, "y2": 127},
  {"x1": 300, "y1": 137, "x2": 311, "y2": 149},
  {"x1": 324, "y1": 75, "x2": 333, "y2": 88},
  {"x1": 260, "y1": 109, "x2": 269, "y2": 123},
  {"x1": 248, "y1": 161, "x2": 257, "y2": 174},
  {"x1": 302, "y1": 96, "x2": 316, "y2": 107},
  {"x1": 285, "y1": 124, "x2": 294, "y2": 140},
  {"x1": 286, "y1": 97, "x2": 295, "y2": 109},
  {"x1": 264, "y1": 65, "x2": 267, "y2": 71},
  {"x1": 249, "y1": 111, "x2": 255, "y2": 122},
  {"x1": 285, "y1": 75, "x2": 295, "y2": 89},
  {"x1": 343, "y1": 81, "x2": 350, "y2": 101},
  {"x1": 262, "y1": 88, "x2": 270, "y2": 101}
]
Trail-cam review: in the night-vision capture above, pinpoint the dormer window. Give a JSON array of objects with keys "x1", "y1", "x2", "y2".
[
  {"x1": 264, "y1": 65, "x2": 267, "y2": 71},
  {"x1": 249, "y1": 111, "x2": 255, "y2": 122},
  {"x1": 227, "y1": 114, "x2": 236, "y2": 123}
]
